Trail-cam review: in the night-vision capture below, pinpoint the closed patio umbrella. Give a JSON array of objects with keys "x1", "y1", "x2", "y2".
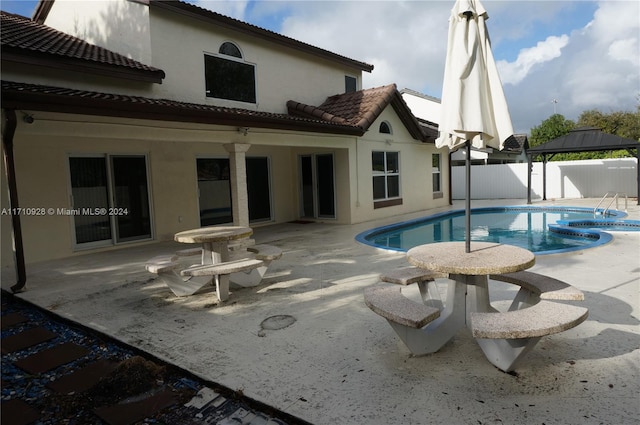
[{"x1": 436, "y1": 0, "x2": 514, "y2": 252}]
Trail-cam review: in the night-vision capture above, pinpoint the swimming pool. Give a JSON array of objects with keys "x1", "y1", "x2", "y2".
[{"x1": 356, "y1": 206, "x2": 638, "y2": 255}]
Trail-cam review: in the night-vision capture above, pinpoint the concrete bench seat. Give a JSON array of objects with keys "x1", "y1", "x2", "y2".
[
  {"x1": 470, "y1": 300, "x2": 588, "y2": 372},
  {"x1": 380, "y1": 267, "x2": 448, "y2": 309},
  {"x1": 145, "y1": 255, "x2": 179, "y2": 274},
  {"x1": 364, "y1": 286, "x2": 440, "y2": 329},
  {"x1": 247, "y1": 244, "x2": 283, "y2": 262},
  {"x1": 181, "y1": 258, "x2": 264, "y2": 277},
  {"x1": 229, "y1": 244, "x2": 283, "y2": 287},
  {"x1": 489, "y1": 271, "x2": 585, "y2": 312},
  {"x1": 380, "y1": 267, "x2": 447, "y2": 286},
  {"x1": 471, "y1": 300, "x2": 588, "y2": 339},
  {"x1": 364, "y1": 285, "x2": 462, "y2": 355}
]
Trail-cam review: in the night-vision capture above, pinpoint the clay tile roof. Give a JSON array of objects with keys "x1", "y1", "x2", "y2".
[
  {"x1": 1, "y1": 80, "x2": 364, "y2": 135},
  {"x1": 318, "y1": 84, "x2": 398, "y2": 129},
  {"x1": 287, "y1": 84, "x2": 433, "y2": 142},
  {"x1": 288, "y1": 84, "x2": 398, "y2": 130},
  {"x1": 0, "y1": 11, "x2": 165, "y2": 83}
]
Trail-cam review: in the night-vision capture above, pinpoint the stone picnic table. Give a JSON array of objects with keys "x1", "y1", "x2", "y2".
[{"x1": 365, "y1": 241, "x2": 588, "y2": 371}]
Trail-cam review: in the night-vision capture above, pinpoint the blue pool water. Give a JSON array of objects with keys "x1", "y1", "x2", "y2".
[{"x1": 356, "y1": 206, "x2": 637, "y2": 255}]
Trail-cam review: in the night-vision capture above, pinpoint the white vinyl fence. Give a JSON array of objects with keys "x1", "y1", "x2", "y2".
[{"x1": 451, "y1": 158, "x2": 638, "y2": 200}]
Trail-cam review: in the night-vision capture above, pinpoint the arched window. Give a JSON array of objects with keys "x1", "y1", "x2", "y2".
[
  {"x1": 219, "y1": 42, "x2": 242, "y2": 58},
  {"x1": 379, "y1": 121, "x2": 392, "y2": 134}
]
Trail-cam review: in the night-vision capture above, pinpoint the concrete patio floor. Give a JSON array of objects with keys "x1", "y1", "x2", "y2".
[{"x1": 2, "y1": 198, "x2": 639, "y2": 425}]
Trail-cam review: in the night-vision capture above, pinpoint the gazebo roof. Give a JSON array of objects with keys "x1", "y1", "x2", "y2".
[
  {"x1": 527, "y1": 127, "x2": 638, "y2": 155},
  {"x1": 526, "y1": 127, "x2": 639, "y2": 205}
]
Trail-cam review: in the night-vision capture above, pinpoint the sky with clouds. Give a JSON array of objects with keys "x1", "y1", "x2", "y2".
[{"x1": 3, "y1": 0, "x2": 639, "y2": 135}]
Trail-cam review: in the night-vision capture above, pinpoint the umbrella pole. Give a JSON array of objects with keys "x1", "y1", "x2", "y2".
[{"x1": 465, "y1": 141, "x2": 471, "y2": 253}]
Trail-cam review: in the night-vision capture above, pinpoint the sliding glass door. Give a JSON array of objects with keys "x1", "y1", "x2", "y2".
[
  {"x1": 197, "y1": 156, "x2": 272, "y2": 226},
  {"x1": 299, "y1": 153, "x2": 335, "y2": 219},
  {"x1": 69, "y1": 155, "x2": 151, "y2": 247}
]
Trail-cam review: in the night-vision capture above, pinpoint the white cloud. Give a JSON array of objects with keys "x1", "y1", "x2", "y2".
[
  {"x1": 504, "y1": 1, "x2": 639, "y2": 132},
  {"x1": 195, "y1": 0, "x2": 248, "y2": 20},
  {"x1": 608, "y1": 38, "x2": 639, "y2": 65},
  {"x1": 277, "y1": 1, "x2": 451, "y2": 95},
  {"x1": 497, "y1": 35, "x2": 569, "y2": 85}
]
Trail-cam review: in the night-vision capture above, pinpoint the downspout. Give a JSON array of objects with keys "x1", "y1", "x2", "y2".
[{"x1": 1, "y1": 109, "x2": 27, "y2": 292}]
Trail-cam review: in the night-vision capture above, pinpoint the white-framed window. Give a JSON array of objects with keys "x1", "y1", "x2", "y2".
[
  {"x1": 372, "y1": 151, "x2": 400, "y2": 201},
  {"x1": 432, "y1": 153, "x2": 442, "y2": 193},
  {"x1": 204, "y1": 41, "x2": 256, "y2": 103}
]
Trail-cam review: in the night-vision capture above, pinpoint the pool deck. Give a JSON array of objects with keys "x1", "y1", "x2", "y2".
[{"x1": 2, "y1": 198, "x2": 639, "y2": 424}]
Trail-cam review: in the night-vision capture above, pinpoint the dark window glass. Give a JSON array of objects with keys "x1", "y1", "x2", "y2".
[
  {"x1": 219, "y1": 42, "x2": 242, "y2": 58},
  {"x1": 387, "y1": 175, "x2": 400, "y2": 197},
  {"x1": 197, "y1": 158, "x2": 232, "y2": 226},
  {"x1": 345, "y1": 75, "x2": 357, "y2": 93},
  {"x1": 372, "y1": 151, "x2": 385, "y2": 173},
  {"x1": 379, "y1": 121, "x2": 391, "y2": 134},
  {"x1": 204, "y1": 54, "x2": 256, "y2": 103},
  {"x1": 386, "y1": 152, "x2": 399, "y2": 173},
  {"x1": 373, "y1": 176, "x2": 386, "y2": 199}
]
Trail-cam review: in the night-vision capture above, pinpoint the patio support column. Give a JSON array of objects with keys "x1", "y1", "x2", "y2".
[
  {"x1": 636, "y1": 148, "x2": 640, "y2": 205},
  {"x1": 542, "y1": 154, "x2": 547, "y2": 201},
  {"x1": 527, "y1": 154, "x2": 532, "y2": 204},
  {"x1": 224, "y1": 143, "x2": 251, "y2": 227}
]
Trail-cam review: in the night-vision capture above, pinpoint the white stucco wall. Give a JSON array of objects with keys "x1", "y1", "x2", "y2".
[
  {"x1": 148, "y1": 7, "x2": 362, "y2": 112},
  {"x1": 39, "y1": 0, "x2": 364, "y2": 113},
  {"x1": 349, "y1": 109, "x2": 450, "y2": 224},
  {"x1": 401, "y1": 91, "x2": 441, "y2": 123},
  {"x1": 43, "y1": 0, "x2": 152, "y2": 64}
]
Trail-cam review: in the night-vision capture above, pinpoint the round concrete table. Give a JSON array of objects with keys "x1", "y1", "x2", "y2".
[
  {"x1": 402, "y1": 242, "x2": 536, "y2": 354},
  {"x1": 407, "y1": 242, "x2": 535, "y2": 276},
  {"x1": 175, "y1": 226, "x2": 253, "y2": 265}
]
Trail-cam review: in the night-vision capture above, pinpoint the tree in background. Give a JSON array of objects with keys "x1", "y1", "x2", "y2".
[
  {"x1": 529, "y1": 114, "x2": 575, "y2": 148},
  {"x1": 529, "y1": 108, "x2": 639, "y2": 161},
  {"x1": 578, "y1": 108, "x2": 640, "y2": 141}
]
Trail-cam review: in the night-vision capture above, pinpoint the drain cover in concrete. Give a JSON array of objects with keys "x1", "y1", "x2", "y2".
[{"x1": 258, "y1": 315, "x2": 296, "y2": 337}]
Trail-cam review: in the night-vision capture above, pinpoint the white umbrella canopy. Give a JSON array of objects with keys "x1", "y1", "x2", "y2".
[{"x1": 436, "y1": 0, "x2": 515, "y2": 252}]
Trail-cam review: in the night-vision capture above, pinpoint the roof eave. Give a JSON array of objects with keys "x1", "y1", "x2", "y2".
[
  {"x1": 33, "y1": 0, "x2": 54, "y2": 22},
  {"x1": 151, "y1": 0, "x2": 374, "y2": 73},
  {"x1": 1, "y1": 49, "x2": 165, "y2": 84},
  {"x1": 390, "y1": 91, "x2": 434, "y2": 143},
  {"x1": 1, "y1": 85, "x2": 363, "y2": 136}
]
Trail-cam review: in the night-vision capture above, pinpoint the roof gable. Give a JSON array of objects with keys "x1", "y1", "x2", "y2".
[
  {"x1": 287, "y1": 84, "x2": 434, "y2": 142},
  {"x1": 0, "y1": 11, "x2": 165, "y2": 83}
]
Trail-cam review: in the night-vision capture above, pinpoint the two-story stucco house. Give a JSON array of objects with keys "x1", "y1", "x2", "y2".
[{"x1": 1, "y1": 0, "x2": 449, "y2": 279}]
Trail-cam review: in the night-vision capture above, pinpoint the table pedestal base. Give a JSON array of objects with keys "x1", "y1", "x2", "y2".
[
  {"x1": 389, "y1": 280, "x2": 466, "y2": 355},
  {"x1": 475, "y1": 337, "x2": 541, "y2": 372}
]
